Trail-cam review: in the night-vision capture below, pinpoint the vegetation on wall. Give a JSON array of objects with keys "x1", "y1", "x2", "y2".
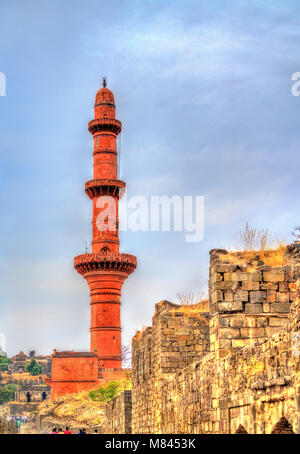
[
  {"x1": 239, "y1": 222, "x2": 270, "y2": 251},
  {"x1": 177, "y1": 290, "x2": 208, "y2": 306},
  {"x1": 0, "y1": 384, "x2": 17, "y2": 405},
  {"x1": 25, "y1": 359, "x2": 42, "y2": 376},
  {"x1": 0, "y1": 355, "x2": 10, "y2": 372},
  {"x1": 89, "y1": 375, "x2": 132, "y2": 402},
  {"x1": 89, "y1": 381, "x2": 120, "y2": 402}
]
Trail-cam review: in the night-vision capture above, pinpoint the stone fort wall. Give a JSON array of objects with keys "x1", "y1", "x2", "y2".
[
  {"x1": 104, "y1": 390, "x2": 132, "y2": 434},
  {"x1": 104, "y1": 243, "x2": 300, "y2": 434},
  {"x1": 0, "y1": 417, "x2": 18, "y2": 434}
]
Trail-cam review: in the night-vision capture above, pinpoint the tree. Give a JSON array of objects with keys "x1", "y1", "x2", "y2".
[
  {"x1": 25, "y1": 359, "x2": 42, "y2": 376},
  {"x1": 0, "y1": 384, "x2": 17, "y2": 404},
  {"x1": 0, "y1": 355, "x2": 10, "y2": 372},
  {"x1": 291, "y1": 226, "x2": 300, "y2": 241}
]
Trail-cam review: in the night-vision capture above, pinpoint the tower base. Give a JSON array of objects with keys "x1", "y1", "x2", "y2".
[{"x1": 47, "y1": 350, "x2": 130, "y2": 401}]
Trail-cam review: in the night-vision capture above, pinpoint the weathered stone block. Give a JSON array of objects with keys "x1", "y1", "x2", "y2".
[
  {"x1": 219, "y1": 317, "x2": 231, "y2": 327},
  {"x1": 276, "y1": 292, "x2": 290, "y2": 304},
  {"x1": 263, "y1": 271, "x2": 285, "y2": 282},
  {"x1": 269, "y1": 317, "x2": 289, "y2": 327},
  {"x1": 265, "y1": 326, "x2": 283, "y2": 336},
  {"x1": 250, "y1": 291, "x2": 267, "y2": 303},
  {"x1": 261, "y1": 283, "x2": 279, "y2": 291},
  {"x1": 230, "y1": 317, "x2": 256, "y2": 328},
  {"x1": 224, "y1": 272, "x2": 262, "y2": 282},
  {"x1": 240, "y1": 327, "x2": 265, "y2": 338},
  {"x1": 213, "y1": 282, "x2": 239, "y2": 291},
  {"x1": 233, "y1": 290, "x2": 248, "y2": 302},
  {"x1": 212, "y1": 264, "x2": 237, "y2": 273},
  {"x1": 245, "y1": 303, "x2": 263, "y2": 314},
  {"x1": 219, "y1": 328, "x2": 240, "y2": 339},
  {"x1": 217, "y1": 302, "x2": 243, "y2": 312},
  {"x1": 270, "y1": 303, "x2": 290, "y2": 313},
  {"x1": 242, "y1": 282, "x2": 260, "y2": 291}
]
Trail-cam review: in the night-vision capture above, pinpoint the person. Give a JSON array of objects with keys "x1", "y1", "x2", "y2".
[
  {"x1": 82, "y1": 428, "x2": 87, "y2": 435},
  {"x1": 50, "y1": 428, "x2": 58, "y2": 434},
  {"x1": 78, "y1": 429, "x2": 83, "y2": 434},
  {"x1": 64, "y1": 426, "x2": 72, "y2": 434},
  {"x1": 17, "y1": 418, "x2": 21, "y2": 432},
  {"x1": 94, "y1": 429, "x2": 99, "y2": 434},
  {"x1": 58, "y1": 428, "x2": 63, "y2": 434},
  {"x1": 24, "y1": 415, "x2": 27, "y2": 424}
]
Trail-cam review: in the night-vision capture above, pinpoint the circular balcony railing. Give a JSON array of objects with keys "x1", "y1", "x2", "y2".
[
  {"x1": 85, "y1": 179, "x2": 126, "y2": 199},
  {"x1": 74, "y1": 252, "x2": 137, "y2": 276},
  {"x1": 88, "y1": 118, "x2": 122, "y2": 135}
]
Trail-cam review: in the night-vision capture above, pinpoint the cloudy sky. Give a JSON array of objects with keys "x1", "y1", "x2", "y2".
[{"x1": 0, "y1": 0, "x2": 299, "y2": 356}]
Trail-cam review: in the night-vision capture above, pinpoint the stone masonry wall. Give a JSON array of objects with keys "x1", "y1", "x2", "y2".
[
  {"x1": 132, "y1": 300, "x2": 210, "y2": 433},
  {"x1": 104, "y1": 390, "x2": 132, "y2": 434},
  {"x1": 160, "y1": 321, "x2": 300, "y2": 433},
  {"x1": 104, "y1": 244, "x2": 300, "y2": 434},
  {"x1": 209, "y1": 248, "x2": 300, "y2": 360},
  {"x1": 0, "y1": 417, "x2": 18, "y2": 434}
]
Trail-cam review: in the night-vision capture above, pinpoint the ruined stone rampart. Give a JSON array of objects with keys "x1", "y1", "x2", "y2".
[
  {"x1": 103, "y1": 244, "x2": 300, "y2": 433},
  {"x1": 132, "y1": 300, "x2": 210, "y2": 433},
  {"x1": 209, "y1": 248, "x2": 299, "y2": 359},
  {"x1": 0, "y1": 417, "x2": 18, "y2": 434},
  {"x1": 104, "y1": 390, "x2": 132, "y2": 434}
]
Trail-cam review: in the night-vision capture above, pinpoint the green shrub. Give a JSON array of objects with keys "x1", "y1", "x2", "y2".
[
  {"x1": 89, "y1": 381, "x2": 119, "y2": 402},
  {"x1": 0, "y1": 355, "x2": 10, "y2": 372},
  {"x1": 25, "y1": 359, "x2": 42, "y2": 376},
  {"x1": 0, "y1": 384, "x2": 17, "y2": 404}
]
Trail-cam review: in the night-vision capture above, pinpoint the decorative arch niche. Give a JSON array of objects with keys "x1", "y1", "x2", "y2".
[
  {"x1": 235, "y1": 424, "x2": 248, "y2": 434},
  {"x1": 271, "y1": 417, "x2": 294, "y2": 434}
]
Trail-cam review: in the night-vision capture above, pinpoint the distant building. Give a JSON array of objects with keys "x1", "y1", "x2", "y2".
[{"x1": 8, "y1": 350, "x2": 51, "y2": 375}]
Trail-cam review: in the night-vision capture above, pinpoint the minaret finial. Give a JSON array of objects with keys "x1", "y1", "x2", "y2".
[{"x1": 102, "y1": 76, "x2": 107, "y2": 88}]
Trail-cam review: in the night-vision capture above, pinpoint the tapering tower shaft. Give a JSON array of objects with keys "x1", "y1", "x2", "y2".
[{"x1": 74, "y1": 81, "x2": 136, "y2": 368}]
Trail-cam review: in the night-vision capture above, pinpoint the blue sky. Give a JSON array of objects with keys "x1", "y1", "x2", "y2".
[{"x1": 0, "y1": 0, "x2": 299, "y2": 355}]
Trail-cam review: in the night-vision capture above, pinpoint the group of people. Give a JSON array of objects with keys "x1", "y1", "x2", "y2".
[
  {"x1": 50, "y1": 427, "x2": 99, "y2": 434},
  {"x1": 11, "y1": 415, "x2": 27, "y2": 431}
]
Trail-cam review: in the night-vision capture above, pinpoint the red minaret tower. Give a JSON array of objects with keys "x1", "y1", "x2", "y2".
[{"x1": 74, "y1": 78, "x2": 136, "y2": 368}]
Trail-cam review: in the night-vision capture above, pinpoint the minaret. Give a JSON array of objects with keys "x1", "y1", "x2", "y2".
[{"x1": 74, "y1": 78, "x2": 136, "y2": 368}]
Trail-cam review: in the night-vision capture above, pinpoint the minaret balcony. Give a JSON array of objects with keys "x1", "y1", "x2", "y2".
[
  {"x1": 74, "y1": 252, "x2": 137, "y2": 276},
  {"x1": 85, "y1": 179, "x2": 126, "y2": 199},
  {"x1": 88, "y1": 118, "x2": 122, "y2": 135}
]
